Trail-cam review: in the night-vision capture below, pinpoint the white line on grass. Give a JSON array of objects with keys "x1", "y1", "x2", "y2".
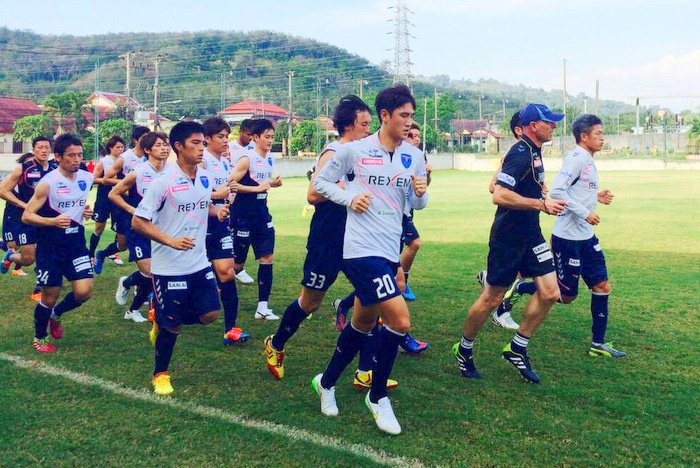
[{"x1": 0, "y1": 352, "x2": 425, "y2": 468}]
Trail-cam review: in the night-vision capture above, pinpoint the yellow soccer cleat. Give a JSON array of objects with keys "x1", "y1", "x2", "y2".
[
  {"x1": 353, "y1": 370, "x2": 398, "y2": 390},
  {"x1": 264, "y1": 335, "x2": 285, "y2": 380},
  {"x1": 152, "y1": 372, "x2": 174, "y2": 396}
]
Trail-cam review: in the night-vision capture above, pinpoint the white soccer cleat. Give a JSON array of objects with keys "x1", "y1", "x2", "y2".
[
  {"x1": 491, "y1": 310, "x2": 520, "y2": 330},
  {"x1": 311, "y1": 373, "x2": 338, "y2": 416},
  {"x1": 111, "y1": 254, "x2": 124, "y2": 265},
  {"x1": 365, "y1": 393, "x2": 401, "y2": 435},
  {"x1": 124, "y1": 310, "x2": 148, "y2": 323},
  {"x1": 255, "y1": 309, "x2": 279, "y2": 320},
  {"x1": 115, "y1": 276, "x2": 130, "y2": 306},
  {"x1": 235, "y1": 269, "x2": 255, "y2": 284}
]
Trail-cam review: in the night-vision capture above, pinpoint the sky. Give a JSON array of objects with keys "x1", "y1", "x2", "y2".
[{"x1": 3, "y1": 0, "x2": 700, "y2": 111}]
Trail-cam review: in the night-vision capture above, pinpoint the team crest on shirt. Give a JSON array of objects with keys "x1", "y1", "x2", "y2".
[
  {"x1": 78, "y1": 180, "x2": 87, "y2": 191},
  {"x1": 267, "y1": 156, "x2": 273, "y2": 166},
  {"x1": 401, "y1": 153, "x2": 412, "y2": 169},
  {"x1": 200, "y1": 175, "x2": 209, "y2": 188}
]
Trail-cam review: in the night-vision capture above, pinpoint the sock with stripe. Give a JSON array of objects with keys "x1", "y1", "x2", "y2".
[
  {"x1": 34, "y1": 301, "x2": 52, "y2": 339},
  {"x1": 591, "y1": 292, "x2": 610, "y2": 345},
  {"x1": 458, "y1": 335, "x2": 474, "y2": 358},
  {"x1": 510, "y1": 332, "x2": 530, "y2": 355},
  {"x1": 321, "y1": 323, "x2": 369, "y2": 389}
]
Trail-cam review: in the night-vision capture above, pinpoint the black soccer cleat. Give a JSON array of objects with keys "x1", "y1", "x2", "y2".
[
  {"x1": 452, "y1": 342, "x2": 481, "y2": 379},
  {"x1": 502, "y1": 343, "x2": 540, "y2": 384}
]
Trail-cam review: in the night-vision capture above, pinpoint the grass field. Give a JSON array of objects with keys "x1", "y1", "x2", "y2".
[{"x1": 1, "y1": 170, "x2": 698, "y2": 467}]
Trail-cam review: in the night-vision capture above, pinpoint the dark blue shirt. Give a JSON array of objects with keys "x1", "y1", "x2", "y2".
[{"x1": 491, "y1": 135, "x2": 546, "y2": 241}]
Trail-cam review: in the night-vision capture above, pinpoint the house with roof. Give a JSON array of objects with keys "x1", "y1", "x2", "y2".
[
  {"x1": 86, "y1": 92, "x2": 143, "y2": 114},
  {"x1": 0, "y1": 96, "x2": 42, "y2": 153},
  {"x1": 220, "y1": 100, "x2": 293, "y2": 125}
]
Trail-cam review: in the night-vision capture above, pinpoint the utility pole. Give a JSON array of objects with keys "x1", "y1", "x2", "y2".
[
  {"x1": 119, "y1": 52, "x2": 132, "y2": 120},
  {"x1": 595, "y1": 79, "x2": 600, "y2": 115},
  {"x1": 153, "y1": 56, "x2": 160, "y2": 130},
  {"x1": 287, "y1": 71, "x2": 294, "y2": 154},
  {"x1": 388, "y1": 0, "x2": 414, "y2": 86},
  {"x1": 358, "y1": 79, "x2": 367, "y2": 99},
  {"x1": 478, "y1": 95, "x2": 483, "y2": 121},
  {"x1": 422, "y1": 96, "x2": 427, "y2": 153},
  {"x1": 635, "y1": 97, "x2": 641, "y2": 133},
  {"x1": 94, "y1": 59, "x2": 100, "y2": 160},
  {"x1": 220, "y1": 72, "x2": 226, "y2": 114},
  {"x1": 562, "y1": 58, "x2": 567, "y2": 154},
  {"x1": 433, "y1": 87, "x2": 438, "y2": 132}
]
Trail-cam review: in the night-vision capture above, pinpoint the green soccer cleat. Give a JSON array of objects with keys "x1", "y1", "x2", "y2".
[{"x1": 589, "y1": 342, "x2": 626, "y2": 358}]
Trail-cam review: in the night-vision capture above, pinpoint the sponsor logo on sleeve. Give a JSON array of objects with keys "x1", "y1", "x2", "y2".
[{"x1": 497, "y1": 172, "x2": 516, "y2": 187}]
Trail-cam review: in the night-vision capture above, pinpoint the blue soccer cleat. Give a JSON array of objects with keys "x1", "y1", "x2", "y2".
[
  {"x1": 402, "y1": 283, "x2": 416, "y2": 301},
  {"x1": 452, "y1": 342, "x2": 481, "y2": 378},
  {"x1": 502, "y1": 343, "x2": 540, "y2": 384},
  {"x1": 1, "y1": 249, "x2": 14, "y2": 274},
  {"x1": 93, "y1": 249, "x2": 105, "y2": 275},
  {"x1": 400, "y1": 333, "x2": 429, "y2": 354}
]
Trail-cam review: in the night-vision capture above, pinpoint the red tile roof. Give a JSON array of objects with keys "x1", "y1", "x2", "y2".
[
  {"x1": 222, "y1": 100, "x2": 289, "y2": 118},
  {"x1": 0, "y1": 96, "x2": 42, "y2": 133}
]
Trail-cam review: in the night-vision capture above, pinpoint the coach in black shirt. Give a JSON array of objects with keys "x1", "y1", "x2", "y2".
[{"x1": 453, "y1": 103, "x2": 568, "y2": 384}]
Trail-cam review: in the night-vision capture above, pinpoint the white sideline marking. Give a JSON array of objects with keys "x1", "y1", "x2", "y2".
[{"x1": 0, "y1": 353, "x2": 425, "y2": 467}]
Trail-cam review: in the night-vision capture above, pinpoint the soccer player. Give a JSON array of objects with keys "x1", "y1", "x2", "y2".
[
  {"x1": 476, "y1": 111, "x2": 526, "y2": 330},
  {"x1": 227, "y1": 118, "x2": 256, "y2": 284},
  {"x1": 0, "y1": 137, "x2": 56, "y2": 298},
  {"x1": 499, "y1": 114, "x2": 626, "y2": 358},
  {"x1": 132, "y1": 121, "x2": 228, "y2": 396},
  {"x1": 89, "y1": 135, "x2": 125, "y2": 261},
  {"x1": 21, "y1": 134, "x2": 94, "y2": 353},
  {"x1": 109, "y1": 132, "x2": 171, "y2": 323},
  {"x1": 95, "y1": 125, "x2": 150, "y2": 273},
  {"x1": 453, "y1": 103, "x2": 567, "y2": 384},
  {"x1": 229, "y1": 118, "x2": 283, "y2": 320},
  {"x1": 1, "y1": 152, "x2": 34, "y2": 276},
  {"x1": 311, "y1": 85, "x2": 429, "y2": 435},
  {"x1": 201, "y1": 116, "x2": 248, "y2": 345},
  {"x1": 265, "y1": 95, "x2": 398, "y2": 390}
]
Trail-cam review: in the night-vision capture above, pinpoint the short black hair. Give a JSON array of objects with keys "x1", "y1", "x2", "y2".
[
  {"x1": 16, "y1": 152, "x2": 33, "y2": 163},
  {"x1": 131, "y1": 125, "x2": 150, "y2": 143},
  {"x1": 140, "y1": 132, "x2": 169, "y2": 153},
  {"x1": 333, "y1": 95, "x2": 371, "y2": 137},
  {"x1": 105, "y1": 135, "x2": 125, "y2": 154},
  {"x1": 509, "y1": 111, "x2": 522, "y2": 138},
  {"x1": 250, "y1": 118, "x2": 274, "y2": 137},
  {"x1": 572, "y1": 114, "x2": 603, "y2": 144},
  {"x1": 202, "y1": 117, "x2": 231, "y2": 138},
  {"x1": 410, "y1": 122, "x2": 420, "y2": 131},
  {"x1": 32, "y1": 136, "x2": 51, "y2": 148},
  {"x1": 169, "y1": 121, "x2": 204, "y2": 155},
  {"x1": 239, "y1": 118, "x2": 254, "y2": 133},
  {"x1": 54, "y1": 134, "x2": 83, "y2": 157},
  {"x1": 374, "y1": 84, "x2": 416, "y2": 119}
]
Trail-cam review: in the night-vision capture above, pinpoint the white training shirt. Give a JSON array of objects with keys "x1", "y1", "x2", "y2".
[
  {"x1": 202, "y1": 149, "x2": 232, "y2": 201},
  {"x1": 314, "y1": 131, "x2": 429, "y2": 262},
  {"x1": 134, "y1": 162, "x2": 214, "y2": 276},
  {"x1": 100, "y1": 155, "x2": 117, "y2": 176},
  {"x1": 44, "y1": 168, "x2": 94, "y2": 225},
  {"x1": 550, "y1": 145, "x2": 599, "y2": 241},
  {"x1": 133, "y1": 161, "x2": 168, "y2": 199},
  {"x1": 120, "y1": 148, "x2": 145, "y2": 175},
  {"x1": 228, "y1": 140, "x2": 255, "y2": 167}
]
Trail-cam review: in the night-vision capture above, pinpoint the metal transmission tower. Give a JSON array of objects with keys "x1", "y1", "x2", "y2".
[{"x1": 388, "y1": 0, "x2": 414, "y2": 87}]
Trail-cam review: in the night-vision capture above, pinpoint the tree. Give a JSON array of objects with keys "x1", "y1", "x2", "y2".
[
  {"x1": 289, "y1": 120, "x2": 320, "y2": 155},
  {"x1": 97, "y1": 118, "x2": 133, "y2": 146},
  {"x1": 43, "y1": 91, "x2": 90, "y2": 134},
  {"x1": 687, "y1": 117, "x2": 700, "y2": 139},
  {"x1": 13, "y1": 114, "x2": 53, "y2": 142}
]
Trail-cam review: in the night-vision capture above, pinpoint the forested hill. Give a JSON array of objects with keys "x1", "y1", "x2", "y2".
[
  {"x1": 0, "y1": 27, "x2": 633, "y2": 124},
  {"x1": 0, "y1": 27, "x2": 390, "y2": 119}
]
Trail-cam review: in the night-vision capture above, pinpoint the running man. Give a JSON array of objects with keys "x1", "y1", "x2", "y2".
[
  {"x1": 453, "y1": 103, "x2": 567, "y2": 384},
  {"x1": 311, "y1": 85, "x2": 429, "y2": 435},
  {"x1": 227, "y1": 118, "x2": 256, "y2": 285},
  {"x1": 89, "y1": 135, "x2": 126, "y2": 262},
  {"x1": 95, "y1": 125, "x2": 150, "y2": 273},
  {"x1": 265, "y1": 95, "x2": 398, "y2": 390},
  {"x1": 1, "y1": 152, "x2": 34, "y2": 277},
  {"x1": 0, "y1": 137, "x2": 56, "y2": 299},
  {"x1": 132, "y1": 121, "x2": 228, "y2": 396},
  {"x1": 499, "y1": 114, "x2": 626, "y2": 358},
  {"x1": 229, "y1": 118, "x2": 283, "y2": 320},
  {"x1": 201, "y1": 116, "x2": 248, "y2": 345},
  {"x1": 109, "y1": 132, "x2": 171, "y2": 323},
  {"x1": 21, "y1": 134, "x2": 94, "y2": 353}
]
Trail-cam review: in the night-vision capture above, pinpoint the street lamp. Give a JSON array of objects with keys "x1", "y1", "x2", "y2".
[{"x1": 657, "y1": 110, "x2": 668, "y2": 162}]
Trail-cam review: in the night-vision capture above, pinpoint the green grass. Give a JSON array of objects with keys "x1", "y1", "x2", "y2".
[{"x1": 1, "y1": 170, "x2": 698, "y2": 466}]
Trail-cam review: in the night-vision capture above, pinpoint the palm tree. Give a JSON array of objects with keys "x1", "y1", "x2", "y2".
[{"x1": 43, "y1": 91, "x2": 90, "y2": 135}]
